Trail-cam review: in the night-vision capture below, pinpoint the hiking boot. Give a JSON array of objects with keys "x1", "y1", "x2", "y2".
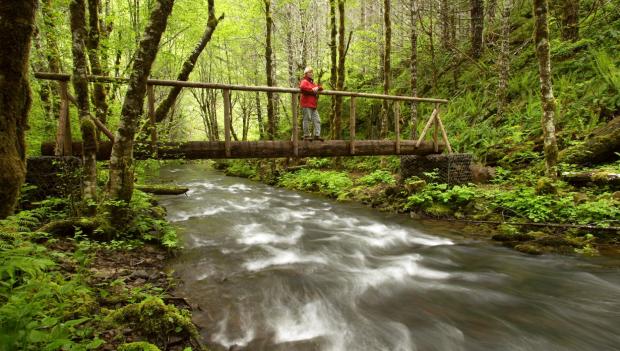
[
  {"x1": 303, "y1": 135, "x2": 313, "y2": 141},
  {"x1": 313, "y1": 136, "x2": 324, "y2": 142}
]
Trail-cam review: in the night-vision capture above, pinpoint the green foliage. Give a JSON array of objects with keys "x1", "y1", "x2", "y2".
[
  {"x1": 356, "y1": 170, "x2": 396, "y2": 186},
  {"x1": 224, "y1": 160, "x2": 257, "y2": 179},
  {"x1": 307, "y1": 158, "x2": 331, "y2": 169},
  {"x1": 405, "y1": 183, "x2": 477, "y2": 210},
  {"x1": 278, "y1": 169, "x2": 353, "y2": 198},
  {"x1": 118, "y1": 342, "x2": 161, "y2": 351}
]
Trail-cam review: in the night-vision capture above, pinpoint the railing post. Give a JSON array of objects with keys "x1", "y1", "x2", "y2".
[
  {"x1": 223, "y1": 89, "x2": 232, "y2": 157},
  {"x1": 394, "y1": 101, "x2": 401, "y2": 154},
  {"x1": 350, "y1": 97, "x2": 356, "y2": 155},
  {"x1": 433, "y1": 104, "x2": 440, "y2": 153},
  {"x1": 147, "y1": 84, "x2": 157, "y2": 155},
  {"x1": 291, "y1": 93, "x2": 299, "y2": 157},
  {"x1": 55, "y1": 81, "x2": 72, "y2": 156}
]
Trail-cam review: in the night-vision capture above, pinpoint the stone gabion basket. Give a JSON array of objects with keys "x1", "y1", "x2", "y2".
[
  {"x1": 400, "y1": 153, "x2": 474, "y2": 185},
  {"x1": 25, "y1": 156, "x2": 83, "y2": 202}
]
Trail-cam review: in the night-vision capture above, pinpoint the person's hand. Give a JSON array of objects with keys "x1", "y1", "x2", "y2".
[{"x1": 312, "y1": 87, "x2": 320, "y2": 93}]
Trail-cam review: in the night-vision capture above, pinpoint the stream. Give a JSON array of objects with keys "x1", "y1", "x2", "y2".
[{"x1": 155, "y1": 163, "x2": 620, "y2": 351}]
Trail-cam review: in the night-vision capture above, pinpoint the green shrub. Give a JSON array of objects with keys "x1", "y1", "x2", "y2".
[
  {"x1": 225, "y1": 160, "x2": 257, "y2": 178},
  {"x1": 278, "y1": 169, "x2": 353, "y2": 197},
  {"x1": 357, "y1": 170, "x2": 396, "y2": 186}
]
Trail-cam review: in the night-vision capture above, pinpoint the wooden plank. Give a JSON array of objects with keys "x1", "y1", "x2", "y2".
[
  {"x1": 394, "y1": 102, "x2": 401, "y2": 154},
  {"x1": 223, "y1": 89, "x2": 232, "y2": 157},
  {"x1": 415, "y1": 108, "x2": 438, "y2": 148},
  {"x1": 350, "y1": 97, "x2": 356, "y2": 155},
  {"x1": 147, "y1": 84, "x2": 157, "y2": 153},
  {"x1": 55, "y1": 81, "x2": 72, "y2": 156},
  {"x1": 42, "y1": 140, "x2": 446, "y2": 160},
  {"x1": 291, "y1": 93, "x2": 299, "y2": 157},
  {"x1": 435, "y1": 114, "x2": 453, "y2": 154}
]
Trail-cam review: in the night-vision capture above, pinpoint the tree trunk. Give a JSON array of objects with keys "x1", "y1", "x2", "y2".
[
  {"x1": 440, "y1": 0, "x2": 450, "y2": 49},
  {"x1": 86, "y1": 0, "x2": 109, "y2": 140},
  {"x1": 107, "y1": 0, "x2": 175, "y2": 203},
  {"x1": 470, "y1": 0, "x2": 484, "y2": 58},
  {"x1": 409, "y1": 0, "x2": 418, "y2": 139},
  {"x1": 496, "y1": 0, "x2": 512, "y2": 120},
  {"x1": 70, "y1": 0, "x2": 98, "y2": 212},
  {"x1": 533, "y1": 0, "x2": 559, "y2": 177},
  {"x1": 334, "y1": 0, "x2": 346, "y2": 140},
  {"x1": 0, "y1": 0, "x2": 37, "y2": 219},
  {"x1": 329, "y1": 0, "x2": 337, "y2": 139},
  {"x1": 380, "y1": 0, "x2": 392, "y2": 139},
  {"x1": 263, "y1": 0, "x2": 276, "y2": 140},
  {"x1": 559, "y1": 116, "x2": 620, "y2": 165},
  {"x1": 154, "y1": 0, "x2": 222, "y2": 123},
  {"x1": 560, "y1": 0, "x2": 579, "y2": 41},
  {"x1": 41, "y1": 0, "x2": 63, "y2": 121}
]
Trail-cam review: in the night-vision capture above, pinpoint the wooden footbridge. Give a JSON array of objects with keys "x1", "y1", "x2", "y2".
[{"x1": 35, "y1": 72, "x2": 453, "y2": 160}]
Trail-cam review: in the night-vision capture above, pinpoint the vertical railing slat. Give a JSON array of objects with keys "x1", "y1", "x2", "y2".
[
  {"x1": 350, "y1": 97, "x2": 356, "y2": 155},
  {"x1": 223, "y1": 89, "x2": 232, "y2": 157}
]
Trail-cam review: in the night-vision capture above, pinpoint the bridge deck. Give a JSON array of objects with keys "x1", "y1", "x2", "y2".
[{"x1": 41, "y1": 140, "x2": 444, "y2": 160}]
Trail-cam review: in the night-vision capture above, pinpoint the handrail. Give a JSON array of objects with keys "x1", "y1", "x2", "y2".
[{"x1": 33, "y1": 72, "x2": 449, "y2": 104}]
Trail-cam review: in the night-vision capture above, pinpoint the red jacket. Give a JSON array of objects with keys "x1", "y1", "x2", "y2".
[{"x1": 299, "y1": 77, "x2": 322, "y2": 108}]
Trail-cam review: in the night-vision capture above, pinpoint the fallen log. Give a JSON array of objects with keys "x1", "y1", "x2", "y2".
[
  {"x1": 559, "y1": 116, "x2": 620, "y2": 165},
  {"x1": 430, "y1": 218, "x2": 620, "y2": 232},
  {"x1": 37, "y1": 218, "x2": 101, "y2": 235},
  {"x1": 135, "y1": 184, "x2": 189, "y2": 195},
  {"x1": 561, "y1": 171, "x2": 620, "y2": 186},
  {"x1": 41, "y1": 140, "x2": 445, "y2": 159}
]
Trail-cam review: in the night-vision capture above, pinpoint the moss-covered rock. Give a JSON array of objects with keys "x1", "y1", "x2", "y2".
[
  {"x1": 105, "y1": 297, "x2": 198, "y2": 345},
  {"x1": 536, "y1": 177, "x2": 557, "y2": 195},
  {"x1": 423, "y1": 203, "x2": 453, "y2": 217},
  {"x1": 118, "y1": 342, "x2": 161, "y2": 351},
  {"x1": 514, "y1": 244, "x2": 543, "y2": 255}
]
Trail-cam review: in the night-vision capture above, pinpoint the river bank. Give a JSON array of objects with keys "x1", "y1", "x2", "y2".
[
  {"x1": 218, "y1": 157, "x2": 620, "y2": 257},
  {"x1": 0, "y1": 189, "x2": 205, "y2": 351}
]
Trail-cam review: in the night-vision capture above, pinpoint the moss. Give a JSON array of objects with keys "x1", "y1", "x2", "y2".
[
  {"x1": 515, "y1": 244, "x2": 543, "y2": 255},
  {"x1": 105, "y1": 296, "x2": 198, "y2": 342},
  {"x1": 118, "y1": 342, "x2": 161, "y2": 351},
  {"x1": 423, "y1": 203, "x2": 453, "y2": 217},
  {"x1": 536, "y1": 177, "x2": 557, "y2": 195}
]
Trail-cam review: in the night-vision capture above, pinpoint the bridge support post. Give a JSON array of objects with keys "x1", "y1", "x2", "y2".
[
  {"x1": 147, "y1": 84, "x2": 158, "y2": 155},
  {"x1": 292, "y1": 93, "x2": 299, "y2": 157},
  {"x1": 223, "y1": 89, "x2": 232, "y2": 158},
  {"x1": 416, "y1": 108, "x2": 438, "y2": 148},
  {"x1": 433, "y1": 104, "x2": 440, "y2": 153},
  {"x1": 350, "y1": 97, "x2": 356, "y2": 155},
  {"x1": 55, "y1": 81, "x2": 72, "y2": 156},
  {"x1": 394, "y1": 101, "x2": 401, "y2": 154}
]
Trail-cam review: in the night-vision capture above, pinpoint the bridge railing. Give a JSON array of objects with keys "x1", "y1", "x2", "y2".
[{"x1": 34, "y1": 72, "x2": 453, "y2": 158}]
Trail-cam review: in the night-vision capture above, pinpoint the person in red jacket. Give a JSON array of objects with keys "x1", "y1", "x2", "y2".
[{"x1": 299, "y1": 66, "x2": 324, "y2": 141}]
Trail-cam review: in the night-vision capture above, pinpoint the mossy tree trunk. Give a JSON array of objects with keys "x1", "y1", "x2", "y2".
[
  {"x1": 71, "y1": 0, "x2": 99, "y2": 213},
  {"x1": 86, "y1": 0, "x2": 110, "y2": 140},
  {"x1": 409, "y1": 0, "x2": 418, "y2": 139},
  {"x1": 496, "y1": 0, "x2": 512, "y2": 120},
  {"x1": 154, "y1": 0, "x2": 222, "y2": 123},
  {"x1": 470, "y1": 0, "x2": 484, "y2": 59},
  {"x1": 329, "y1": 0, "x2": 337, "y2": 139},
  {"x1": 107, "y1": 0, "x2": 175, "y2": 203},
  {"x1": 380, "y1": 0, "x2": 391, "y2": 139},
  {"x1": 264, "y1": 0, "x2": 276, "y2": 140},
  {"x1": 560, "y1": 0, "x2": 579, "y2": 42},
  {"x1": 0, "y1": 0, "x2": 37, "y2": 219},
  {"x1": 533, "y1": 0, "x2": 559, "y2": 177},
  {"x1": 334, "y1": 0, "x2": 346, "y2": 140}
]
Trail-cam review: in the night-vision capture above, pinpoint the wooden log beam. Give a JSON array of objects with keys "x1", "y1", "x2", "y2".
[
  {"x1": 41, "y1": 140, "x2": 445, "y2": 160},
  {"x1": 34, "y1": 72, "x2": 449, "y2": 104}
]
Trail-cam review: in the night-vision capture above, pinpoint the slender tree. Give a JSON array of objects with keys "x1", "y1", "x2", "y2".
[
  {"x1": 70, "y1": 0, "x2": 99, "y2": 212},
  {"x1": 329, "y1": 0, "x2": 337, "y2": 139},
  {"x1": 380, "y1": 0, "x2": 392, "y2": 139},
  {"x1": 334, "y1": 0, "x2": 346, "y2": 140},
  {"x1": 496, "y1": 0, "x2": 512, "y2": 120},
  {"x1": 86, "y1": 0, "x2": 109, "y2": 138},
  {"x1": 107, "y1": 0, "x2": 175, "y2": 203},
  {"x1": 409, "y1": 0, "x2": 419, "y2": 139},
  {"x1": 264, "y1": 0, "x2": 276, "y2": 139},
  {"x1": 560, "y1": 0, "x2": 580, "y2": 41},
  {"x1": 154, "y1": 0, "x2": 223, "y2": 123},
  {"x1": 0, "y1": 0, "x2": 38, "y2": 218},
  {"x1": 470, "y1": 0, "x2": 484, "y2": 58},
  {"x1": 533, "y1": 0, "x2": 559, "y2": 177}
]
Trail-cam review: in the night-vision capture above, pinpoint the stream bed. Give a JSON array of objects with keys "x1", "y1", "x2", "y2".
[{"x1": 155, "y1": 163, "x2": 620, "y2": 351}]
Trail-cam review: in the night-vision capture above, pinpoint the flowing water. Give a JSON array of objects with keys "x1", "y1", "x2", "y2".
[{"x1": 155, "y1": 163, "x2": 620, "y2": 351}]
